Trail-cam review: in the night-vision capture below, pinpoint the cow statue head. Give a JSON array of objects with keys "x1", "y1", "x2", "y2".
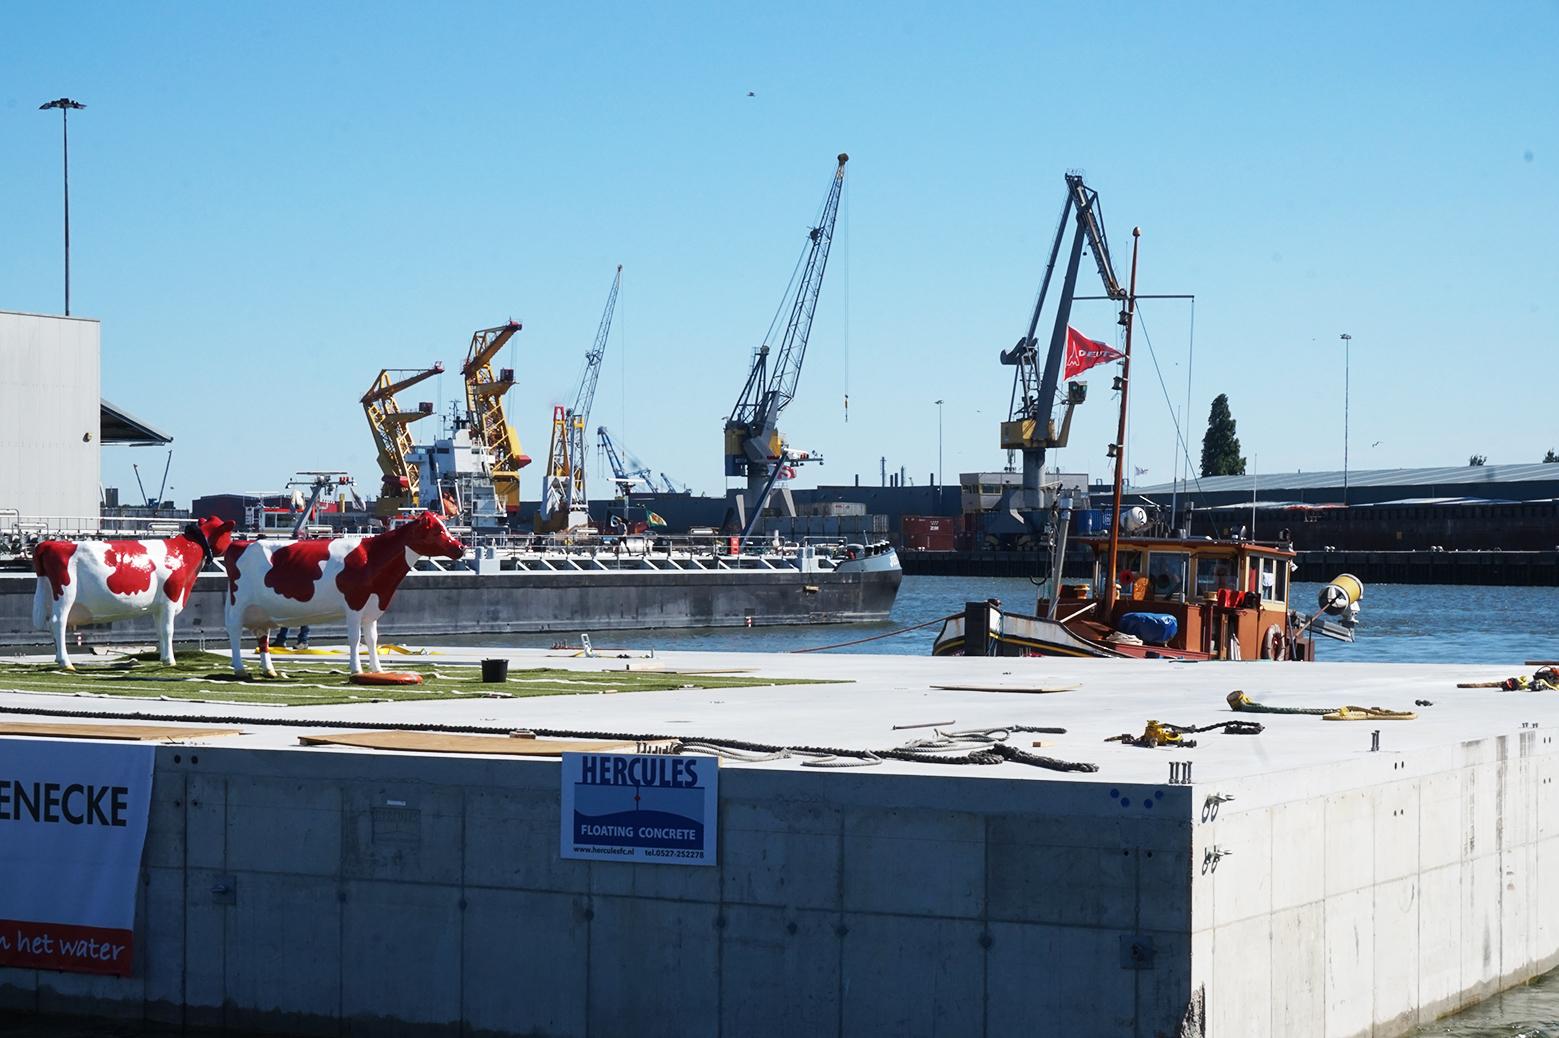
[
  {"x1": 185, "y1": 516, "x2": 238, "y2": 562},
  {"x1": 407, "y1": 511, "x2": 466, "y2": 560}
]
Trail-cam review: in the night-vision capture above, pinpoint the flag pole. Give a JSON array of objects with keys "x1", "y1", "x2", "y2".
[{"x1": 1104, "y1": 228, "x2": 1141, "y2": 617}]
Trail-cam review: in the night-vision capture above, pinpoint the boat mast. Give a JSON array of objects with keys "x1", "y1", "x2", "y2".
[{"x1": 1104, "y1": 228, "x2": 1141, "y2": 616}]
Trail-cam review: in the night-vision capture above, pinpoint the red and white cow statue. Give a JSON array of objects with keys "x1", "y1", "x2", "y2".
[
  {"x1": 222, "y1": 510, "x2": 464, "y2": 677},
  {"x1": 32, "y1": 517, "x2": 238, "y2": 671}
]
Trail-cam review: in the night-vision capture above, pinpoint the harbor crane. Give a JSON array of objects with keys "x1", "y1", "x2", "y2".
[
  {"x1": 461, "y1": 321, "x2": 531, "y2": 514},
  {"x1": 597, "y1": 426, "x2": 685, "y2": 495},
  {"x1": 540, "y1": 267, "x2": 621, "y2": 532},
  {"x1": 724, "y1": 153, "x2": 847, "y2": 528},
  {"x1": 999, "y1": 172, "x2": 1126, "y2": 517},
  {"x1": 361, "y1": 363, "x2": 443, "y2": 518}
]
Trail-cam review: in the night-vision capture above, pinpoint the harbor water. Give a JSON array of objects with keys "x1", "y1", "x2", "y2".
[{"x1": 441, "y1": 575, "x2": 1559, "y2": 665}]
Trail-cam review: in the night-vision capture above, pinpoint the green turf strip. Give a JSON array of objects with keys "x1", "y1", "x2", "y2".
[{"x1": 0, "y1": 651, "x2": 844, "y2": 707}]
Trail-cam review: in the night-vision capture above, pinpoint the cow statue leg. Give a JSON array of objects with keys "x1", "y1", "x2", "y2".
[
  {"x1": 363, "y1": 616, "x2": 383, "y2": 673},
  {"x1": 227, "y1": 615, "x2": 247, "y2": 676},
  {"x1": 257, "y1": 630, "x2": 278, "y2": 678},
  {"x1": 32, "y1": 554, "x2": 76, "y2": 671},
  {"x1": 43, "y1": 589, "x2": 75, "y2": 672},
  {"x1": 346, "y1": 612, "x2": 364, "y2": 674},
  {"x1": 50, "y1": 607, "x2": 73, "y2": 671},
  {"x1": 152, "y1": 600, "x2": 178, "y2": 666}
]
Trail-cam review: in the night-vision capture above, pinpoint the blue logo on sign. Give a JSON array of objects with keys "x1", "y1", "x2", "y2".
[{"x1": 572, "y1": 756, "x2": 707, "y2": 850}]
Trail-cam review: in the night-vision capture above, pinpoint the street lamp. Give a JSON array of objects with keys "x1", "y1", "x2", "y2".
[
  {"x1": 40, "y1": 98, "x2": 86, "y2": 316},
  {"x1": 1340, "y1": 333, "x2": 1352, "y2": 506}
]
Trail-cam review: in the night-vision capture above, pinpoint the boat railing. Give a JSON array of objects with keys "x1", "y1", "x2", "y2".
[{"x1": 0, "y1": 513, "x2": 191, "y2": 540}]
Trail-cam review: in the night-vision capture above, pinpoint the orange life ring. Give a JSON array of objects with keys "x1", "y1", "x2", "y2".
[
  {"x1": 1260, "y1": 625, "x2": 1285, "y2": 660},
  {"x1": 348, "y1": 671, "x2": 424, "y2": 686}
]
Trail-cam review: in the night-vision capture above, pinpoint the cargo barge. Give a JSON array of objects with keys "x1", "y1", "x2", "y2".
[{"x1": 0, "y1": 539, "x2": 901, "y2": 648}]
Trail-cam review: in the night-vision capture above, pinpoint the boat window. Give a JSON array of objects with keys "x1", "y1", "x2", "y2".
[
  {"x1": 1095, "y1": 549, "x2": 1143, "y2": 598},
  {"x1": 1195, "y1": 556, "x2": 1238, "y2": 598},
  {"x1": 1146, "y1": 552, "x2": 1189, "y2": 601},
  {"x1": 1252, "y1": 556, "x2": 1286, "y2": 602}
]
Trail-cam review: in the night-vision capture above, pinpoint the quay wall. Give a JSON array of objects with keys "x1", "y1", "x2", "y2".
[
  {"x1": 0, "y1": 566, "x2": 901, "y2": 649},
  {"x1": 0, "y1": 745, "x2": 1196, "y2": 1037},
  {"x1": 1, "y1": 729, "x2": 1556, "y2": 1037}
]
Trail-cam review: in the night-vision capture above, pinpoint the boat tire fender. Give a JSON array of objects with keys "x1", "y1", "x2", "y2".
[{"x1": 1260, "y1": 624, "x2": 1285, "y2": 661}]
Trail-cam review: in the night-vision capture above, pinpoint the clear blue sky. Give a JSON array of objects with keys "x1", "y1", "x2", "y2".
[{"x1": 2, "y1": 3, "x2": 1555, "y2": 505}]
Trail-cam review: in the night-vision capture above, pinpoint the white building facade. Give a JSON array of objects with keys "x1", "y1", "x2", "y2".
[{"x1": 0, "y1": 310, "x2": 101, "y2": 529}]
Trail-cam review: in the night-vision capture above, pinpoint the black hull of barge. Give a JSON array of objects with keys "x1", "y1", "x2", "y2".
[{"x1": 0, "y1": 567, "x2": 903, "y2": 647}]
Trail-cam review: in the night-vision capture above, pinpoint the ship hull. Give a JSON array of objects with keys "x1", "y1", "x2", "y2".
[{"x1": 0, "y1": 563, "x2": 902, "y2": 647}]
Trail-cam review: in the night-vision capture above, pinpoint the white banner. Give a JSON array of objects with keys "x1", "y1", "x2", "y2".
[
  {"x1": 0, "y1": 738, "x2": 155, "y2": 976},
  {"x1": 561, "y1": 753, "x2": 717, "y2": 865}
]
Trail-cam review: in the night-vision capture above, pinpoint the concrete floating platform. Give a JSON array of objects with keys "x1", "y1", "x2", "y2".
[{"x1": 0, "y1": 648, "x2": 1553, "y2": 1037}]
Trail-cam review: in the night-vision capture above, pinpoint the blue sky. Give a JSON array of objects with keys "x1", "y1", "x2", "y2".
[{"x1": 2, "y1": 3, "x2": 1555, "y2": 504}]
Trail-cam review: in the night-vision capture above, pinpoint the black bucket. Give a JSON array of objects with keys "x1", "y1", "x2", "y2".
[{"x1": 480, "y1": 658, "x2": 509, "y2": 683}]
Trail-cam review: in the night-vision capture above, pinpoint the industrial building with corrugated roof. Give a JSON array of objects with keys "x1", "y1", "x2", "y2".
[{"x1": 1128, "y1": 464, "x2": 1559, "y2": 509}]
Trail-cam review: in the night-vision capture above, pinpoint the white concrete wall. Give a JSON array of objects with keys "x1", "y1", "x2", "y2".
[
  {"x1": 0, "y1": 747, "x2": 1199, "y2": 1037},
  {"x1": 0, "y1": 311, "x2": 100, "y2": 529},
  {"x1": 0, "y1": 731, "x2": 1553, "y2": 1037},
  {"x1": 1195, "y1": 730, "x2": 1559, "y2": 1038}
]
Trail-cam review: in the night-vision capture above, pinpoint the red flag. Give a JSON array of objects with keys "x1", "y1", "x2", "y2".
[{"x1": 1063, "y1": 326, "x2": 1124, "y2": 379}]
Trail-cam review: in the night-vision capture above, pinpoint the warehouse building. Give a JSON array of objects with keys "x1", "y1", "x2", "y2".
[{"x1": 0, "y1": 310, "x2": 171, "y2": 533}]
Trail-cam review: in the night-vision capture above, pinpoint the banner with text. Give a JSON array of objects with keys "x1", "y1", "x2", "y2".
[
  {"x1": 0, "y1": 739, "x2": 154, "y2": 976},
  {"x1": 561, "y1": 753, "x2": 717, "y2": 865}
]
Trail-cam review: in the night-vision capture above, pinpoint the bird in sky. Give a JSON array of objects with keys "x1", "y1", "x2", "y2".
[
  {"x1": 1371, "y1": 441, "x2": 1381, "y2": 447},
  {"x1": 747, "y1": 91, "x2": 755, "y2": 97}
]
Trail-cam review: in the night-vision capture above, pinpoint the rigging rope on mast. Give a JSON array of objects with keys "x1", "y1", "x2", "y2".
[{"x1": 1134, "y1": 303, "x2": 1204, "y2": 498}]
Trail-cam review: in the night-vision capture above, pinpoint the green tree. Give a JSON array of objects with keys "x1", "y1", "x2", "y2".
[{"x1": 1200, "y1": 394, "x2": 1246, "y2": 477}]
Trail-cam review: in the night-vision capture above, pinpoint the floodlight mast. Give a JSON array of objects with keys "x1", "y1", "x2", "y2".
[{"x1": 39, "y1": 98, "x2": 86, "y2": 316}]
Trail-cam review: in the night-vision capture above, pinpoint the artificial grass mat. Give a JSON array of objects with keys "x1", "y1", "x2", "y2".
[{"x1": 0, "y1": 650, "x2": 843, "y2": 707}]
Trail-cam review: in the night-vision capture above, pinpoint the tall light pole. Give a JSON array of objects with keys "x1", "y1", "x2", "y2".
[
  {"x1": 40, "y1": 98, "x2": 86, "y2": 316},
  {"x1": 1340, "y1": 333, "x2": 1352, "y2": 506},
  {"x1": 929, "y1": 398, "x2": 941, "y2": 489}
]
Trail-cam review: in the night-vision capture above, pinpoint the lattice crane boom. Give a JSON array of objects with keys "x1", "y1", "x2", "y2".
[
  {"x1": 461, "y1": 320, "x2": 531, "y2": 512},
  {"x1": 724, "y1": 154, "x2": 848, "y2": 489},
  {"x1": 566, "y1": 266, "x2": 621, "y2": 510},
  {"x1": 361, "y1": 364, "x2": 442, "y2": 518}
]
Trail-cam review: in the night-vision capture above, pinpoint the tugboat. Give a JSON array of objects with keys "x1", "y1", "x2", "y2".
[
  {"x1": 932, "y1": 515, "x2": 1362, "y2": 660},
  {"x1": 931, "y1": 173, "x2": 1360, "y2": 661}
]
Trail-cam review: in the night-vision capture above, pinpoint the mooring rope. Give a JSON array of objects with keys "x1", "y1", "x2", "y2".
[{"x1": 790, "y1": 613, "x2": 960, "y2": 653}]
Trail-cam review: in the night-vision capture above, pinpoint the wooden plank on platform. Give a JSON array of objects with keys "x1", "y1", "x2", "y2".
[
  {"x1": 0, "y1": 722, "x2": 242, "y2": 741},
  {"x1": 297, "y1": 730, "x2": 675, "y2": 756}
]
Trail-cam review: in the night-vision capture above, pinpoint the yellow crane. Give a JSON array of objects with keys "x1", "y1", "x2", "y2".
[
  {"x1": 361, "y1": 364, "x2": 443, "y2": 519},
  {"x1": 461, "y1": 321, "x2": 530, "y2": 513}
]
